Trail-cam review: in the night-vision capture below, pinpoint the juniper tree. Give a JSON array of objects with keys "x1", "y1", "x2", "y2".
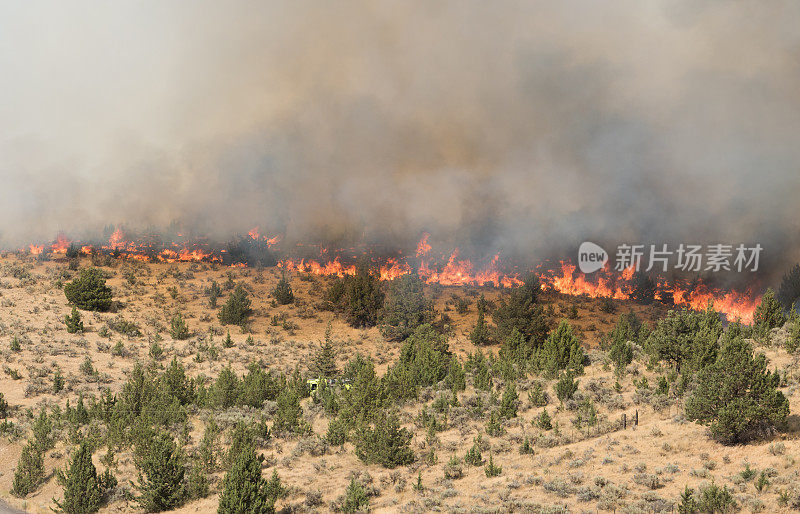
[
  {"x1": 753, "y1": 288, "x2": 786, "y2": 334},
  {"x1": 342, "y1": 263, "x2": 385, "y2": 328},
  {"x1": 271, "y1": 275, "x2": 294, "y2": 305},
  {"x1": 469, "y1": 300, "x2": 492, "y2": 346},
  {"x1": 53, "y1": 441, "x2": 112, "y2": 514},
  {"x1": 492, "y1": 274, "x2": 547, "y2": 346},
  {"x1": 498, "y1": 384, "x2": 519, "y2": 419},
  {"x1": 539, "y1": 320, "x2": 585, "y2": 376},
  {"x1": 169, "y1": 313, "x2": 190, "y2": 340},
  {"x1": 341, "y1": 477, "x2": 369, "y2": 513},
  {"x1": 778, "y1": 263, "x2": 800, "y2": 311},
  {"x1": 218, "y1": 284, "x2": 252, "y2": 326},
  {"x1": 134, "y1": 432, "x2": 187, "y2": 512},
  {"x1": 64, "y1": 268, "x2": 113, "y2": 311},
  {"x1": 310, "y1": 339, "x2": 338, "y2": 378},
  {"x1": 218, "y1": 444, "x2": 283, "y2": 514},
  {"x1": 379, "y1": 273, "x2": 434, "y2": 341},
  {"x1": 646, "y1": 306, "x2": 722, "y2": 372},
  {"x1": 354, "y1": 411, "x2": 414, "y2": 468},
  {"x1": 65, "y1": 307, "x2": 84, "y2": 333},
  {"x1": 629, "y1": 271, "x2": 656, "y2": 305},
  {"x1": 12, "y1": 441, "x2": 44, "y2": 497},
  {"x1": 686, "y1": 336, "x2": 789, "y2": 444}
]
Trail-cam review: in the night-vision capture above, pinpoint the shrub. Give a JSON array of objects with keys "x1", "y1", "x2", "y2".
[
  {"x1": 134, "y1": 432, "x2": 187, "y2": 512},
  {"x1": 218, "y1": 285, "x2": 252, "y2": 326},
  {"x1": 379, "y1": 273, "x2": 435, "y2": 341},
  {"x1": 444, "y1": 455, "x2": 464, "y2": 479},
  {"x1": 354, "y1": 411, "x2": 414, "y2": 468},
  {"x1": 218, "y1": 443, "x2": 283, "y2": 514},
  {"x1": 646, "y1": 306, "x2": 722, "y2": 372},
  {"x1": 341, "y1": 477, "x2": 369, "y2": 513},
  {"x1": 53, "y1": 368, "x2": 65, "y2": 393},
  {"x1": 342, "y1": 264, "x2": 385, "y2": 328},
  {"x1": 629, "y1": 271, "x2": 656, "y2": 305},
  {"x1": 464, "y1": 436, "x2": 484, "y2": 466},
  {"x1": 64, "y1": 268, "x2": 113, "y2": 311},
  {"x1": 540, "y1": 320, "x2": 585, "y2": 375},
  {"x1": 484, "y1": 454, "x2": 502, "y2": 477},
  {"x1": 12, "y1": 441, "x2": 44, "y2": 497},
  {"x1": 470, "y1": 298, "x2": 492, "y2": 346},
  {"x1": 10, "y1": 335, "x2": 21, "y2": 352},
  {"x1": 65, "y1": 307, "x2": 84, "y2": 333},
  {"x1": 498, "y1": 384, "x2": 519, "y2": 419},
  {"x1": 697, "y1": 482, "x2": 736, "y2": 512},
  {"x1": 53, "y1": 441, "x2": 114, "y2": 514},
  {"x1": 492, "y1": 274, "x2": 547, "y2": 346},
  {"x1": 555, "y1": 371, "x2": 579, "y2": 403},
  {"x1": 753, "y1": 288, "x2": 786, "y2": 333},
  {"x1": 778, "y1": 263, "x2": 800, "y2": 311},
  {"x1": 169, "y1": 313, "x2": 190, "y2": 340},
  {"x1": 686, "y1": 336, "x2": 789, "y2": 444},
  {"x1": 310, "y1": 339, "x2": 338, "y2": 378},
  {"x1": 272, "y1": 275, "x2": 294, "y2": 305}
]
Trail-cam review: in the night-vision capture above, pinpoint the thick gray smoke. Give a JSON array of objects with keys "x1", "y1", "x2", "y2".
[{"x1": 1, "y1": 1, "x2": 799, "y2": 280}]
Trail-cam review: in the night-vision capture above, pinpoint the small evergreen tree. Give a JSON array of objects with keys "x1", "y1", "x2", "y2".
[
  {"x1": 65, "y1": 307, "x2": 84, "y2": 333},
  {"x1": 341, "y1": 477, "x2": 369, "y2": 513},
  {"x1": 555, "y1": 372, "x2": 578, "y2": 403},
  {"x1": 310, "y1": 339, "x2": 338, "y2": 378},
  {"x1": 272, "y1": 275, "x2": 294, "y2": 305},
  {"x1": 218, "y1": 285, "x2": 252, "y2": 326},
  {"x1": 342, "y1": 263, "x2": 385, "y2": 328},
  {"x1": 379, "y1": 273, "x2": 434, "y2": 341},
  {"x1": 753, "y1": 288, "x2": 786, "y2": 333},
  {"x1": 492, "y1": 275, "x2": 547, "y2": 346},
  {"x1": 64, "y1": 268, "x2": 113, "y2": 311},
  {"x1": 218, "y1": 443, "x2": 283, "y2": 514},
  {"x1": 778, "y1": 263, "x2": 800, "y2": 311},
  {"x1": 629, "y1": 271, "x2": 656, "y2": 305},
  {"x1": 540, "y1": 321, "x2": 585, "y2": 375},
  {"x1": 445, "y1": 357, "x2": 466, "y2": 392},
  {"x1": 686, "y1": 336, "x2": 789, "y2": 444},
  {"x1": 12, "y1": 441, "x2": 44, "y2": 497},
  {"x1": 169, "y1": 313, "x2": 190, "y2": 340},
  {"x1": 53, "y1": 441, "x2": 112, "y2": 514},
  {"x1": 134, "y1": 432, "x2": 187, "y2": 512},
  {"x1": 678, "y1": 486, "x2": 698, "y2": 514},
  {"x1": 354, "y1": 411, "x2": 414, "y2": 468},
  {"x1": 469, "y1": 298, "x2": 492, "y2": 346},
  {"x1": 498, "y1": 384, "x2": 519, "y2": 419}
]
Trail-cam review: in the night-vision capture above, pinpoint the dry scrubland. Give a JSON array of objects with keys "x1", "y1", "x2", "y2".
[{"x1": 0, "y1": 254, "x2": 798, "y2": 513}]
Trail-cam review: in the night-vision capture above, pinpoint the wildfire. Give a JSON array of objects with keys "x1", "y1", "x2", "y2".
[
  {"x1": 20, "y1": 230, "x2": 762, "y2": 323},
  {"x1": 542, "y1": 260, "x2": 760, "y2": 323}
]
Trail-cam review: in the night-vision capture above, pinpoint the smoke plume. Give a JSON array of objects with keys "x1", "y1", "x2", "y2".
[{"x1": 1, "y1": 0, "x2": 799, "y2": 281}]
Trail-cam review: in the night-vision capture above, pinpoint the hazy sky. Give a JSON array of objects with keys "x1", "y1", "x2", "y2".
[{"x1": 1, "y1": 1, "x2": 799, "y2": 276}]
